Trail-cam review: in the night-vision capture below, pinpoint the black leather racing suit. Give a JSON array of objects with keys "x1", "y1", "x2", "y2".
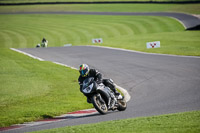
[{"x1": 78, "y1": 69, "x2": 118, "y2": 103}]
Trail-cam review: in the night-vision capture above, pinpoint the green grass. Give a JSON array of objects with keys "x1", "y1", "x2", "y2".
[
  {"x1": 0, "y1": 14, "x2": 200, "y2": 56},
  {"x1": 106, "y1": 30, "x2": 200, "y2": 56},
  {"x1": 0, "y1": 4, "x2": 200, "y2": 14},
  {"x1": 0, "y1": 4, "x2": 200, "y2": 127},
  {"x1": 32, "y1": 110, "x2": 200, "y2": 133},
  {"x1": 0, "y1": 49, "x2": 92, "y2": 127}
]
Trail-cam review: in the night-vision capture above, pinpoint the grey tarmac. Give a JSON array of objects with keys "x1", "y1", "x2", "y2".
[
  {"x1": 3, "y1": 46, "x2": 200, "y2": 133},
  {"x1": 1, "y1": 11, "x2": 200, "y2": 132}
]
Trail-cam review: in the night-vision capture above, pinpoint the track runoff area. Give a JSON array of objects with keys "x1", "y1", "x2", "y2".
[
  {"x1": 1, "y1": 11, "x2": 200, "y2": 132},
  {"x1": 3, "y1": 44, "x2": 199, "y2": 132},
  {"x1": 0, "y1": 47, "x2": 131, "y2": 132}
]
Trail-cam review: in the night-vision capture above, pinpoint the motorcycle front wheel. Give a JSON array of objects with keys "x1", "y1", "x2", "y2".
[{"x1": 92, "y1": 94, "x2": 108, "y2": 114}]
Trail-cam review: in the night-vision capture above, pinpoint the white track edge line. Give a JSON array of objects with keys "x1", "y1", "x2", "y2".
[
  {"x1": 10, "y1": 48, "x2": 44, "y2": 61},
  {"x1": 10, "y1": 48, "x2": 131, "y2": 102},
  {"x1": 169, "y1": 16, "x2": 187, "y2": 30},
  {"x1": 87, "y1": 45, "x2": 200, "y2": 59}
]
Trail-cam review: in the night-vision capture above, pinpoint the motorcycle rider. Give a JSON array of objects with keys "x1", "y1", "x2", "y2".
[
  {"x1": 78, "y1": 64, "x2": 120, "y2": 103},
  {"x1": 41, "y1": 37, "x2": 48, "y2": 47}
]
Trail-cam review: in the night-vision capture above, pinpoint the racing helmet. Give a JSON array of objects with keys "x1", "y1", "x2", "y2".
[{"x1": 79, "y1": 64, "x2": 90, "y2": 77}]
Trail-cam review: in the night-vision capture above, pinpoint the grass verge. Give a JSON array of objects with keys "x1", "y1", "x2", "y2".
[
  {"x1": 32, "y1": 110, "x2": 200, "y2": 133},
  {"x1": 0, "y1": 49, "x2": 92, "y2": 127},
  {"x1": 0, "y1": 5, "x2": 200, "y2": 127},
  {"x1": 0, "y1": 14, "x2": 199, "y2": 56},
  {"x1": 0, "y1": 4, "x2": 200, "y2": 14}
]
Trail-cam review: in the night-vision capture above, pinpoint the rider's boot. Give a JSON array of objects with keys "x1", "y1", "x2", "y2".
[
  {"x1": 110, "y1": 85, "x2": 120, "y2": 96},
  {"x1": 104, "y1": 79, "x2": 120, "y2": 96},
  {"x1": 114, "y1": 89, "x2": 120, "y2": 96}
]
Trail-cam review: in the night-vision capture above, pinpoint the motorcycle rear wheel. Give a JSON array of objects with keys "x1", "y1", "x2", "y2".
[
  {"x1": 92, "y1": 94, "x2": 108, "y2": 114},
  {"x1": 117, "y1": 98, "x2": 127, "y2": 111}
]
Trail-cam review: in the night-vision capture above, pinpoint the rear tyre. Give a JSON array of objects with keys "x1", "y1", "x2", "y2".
[
  {"x1": 92, "y1": 94, "x2": 108, "y2": 114},
  {"x1": 117, "y1": 98, "x2": 127, "y2": 111}
]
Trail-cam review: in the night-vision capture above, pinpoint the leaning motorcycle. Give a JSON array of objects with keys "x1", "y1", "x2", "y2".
[{"x1": 81, "y1": 77, "x2": 127, "y2": 114}]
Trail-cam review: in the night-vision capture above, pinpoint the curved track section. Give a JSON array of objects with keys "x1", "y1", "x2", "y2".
[
  {"x1": 4, "y1": 46, "x2": 200, "y2": 133},
  {"x1": 2, "y1": 11, "x2": 200, "y2": 29}
]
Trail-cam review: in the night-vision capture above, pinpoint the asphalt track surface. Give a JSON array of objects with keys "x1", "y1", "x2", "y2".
[
  {"x1": 1, "y1": 12, "x2": 200, "y2": 133},
  {"x1": 3, "y1": 46, "x2": 200, "y2": 133}
]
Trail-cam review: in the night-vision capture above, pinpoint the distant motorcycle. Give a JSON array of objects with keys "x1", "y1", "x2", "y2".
[
  {"x1": 36, "y1": 40, "x2": 48, "y2": 48},
  {"x1": 81, "y1": 77, "x2": 127, "y2": 114}
]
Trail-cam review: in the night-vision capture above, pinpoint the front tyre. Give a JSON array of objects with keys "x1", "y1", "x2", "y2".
[{"x1": 92, "y1": 94, "x2": 108, "y2": 114}]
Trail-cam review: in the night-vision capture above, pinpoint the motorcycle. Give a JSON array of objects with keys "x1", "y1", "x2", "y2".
[{"x1": 81, "y1": 77, "x2": 127, "y2": 114}]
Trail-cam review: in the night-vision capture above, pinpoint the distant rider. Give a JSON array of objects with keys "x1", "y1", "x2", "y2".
[
  {"x1": 41, "y1": 38, "x2": 48, "y2": 47},
  {"x1": 78, "y1": 64, "x2": 120, "y2": 103}
]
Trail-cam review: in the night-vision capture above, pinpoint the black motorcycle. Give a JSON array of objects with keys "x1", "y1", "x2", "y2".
[{"x1": 81, "y1": 77, "x2": 127, "y2": 114}]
